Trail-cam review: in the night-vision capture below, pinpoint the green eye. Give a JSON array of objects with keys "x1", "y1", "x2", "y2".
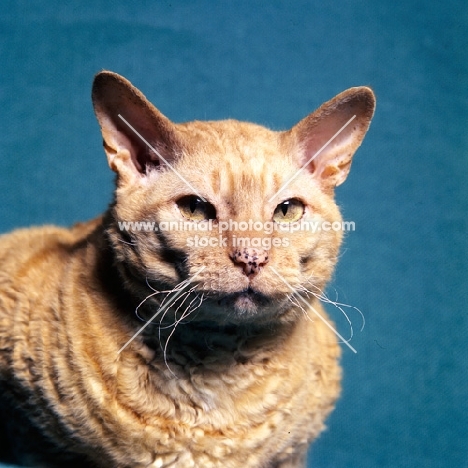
[
  {"x1": 177, "y1": 195, "x2": 216, "y2": 221},
  {"x1": 273, "y1": 199, "x2": 304, "y2": 223}
]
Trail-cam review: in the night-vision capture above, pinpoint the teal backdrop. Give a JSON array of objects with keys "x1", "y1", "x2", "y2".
[{"x1": 0, "y1": 1, "x2": 467, "y2": 467}]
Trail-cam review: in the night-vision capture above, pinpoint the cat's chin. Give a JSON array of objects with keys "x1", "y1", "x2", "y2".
[
  {"x1": 215, "y1": 287, "x2": 285, "y2": 323},
  {"x1": 222, "y1": 288, "x2": 264, "y2": 313}
]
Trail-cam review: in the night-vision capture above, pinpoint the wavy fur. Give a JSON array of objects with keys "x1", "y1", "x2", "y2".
[{"x1": 0, "y1": 72, "x2": 375, "y2": 467}]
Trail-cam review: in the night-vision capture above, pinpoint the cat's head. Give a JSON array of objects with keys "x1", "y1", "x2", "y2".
[{"x1": 92, "y1": 71, "x2": 375, "y2": 326}]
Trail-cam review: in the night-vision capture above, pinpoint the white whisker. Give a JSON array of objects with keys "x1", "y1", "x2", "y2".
[
  {"x1": 269, "y1": 266, "x2": 358, "y2": 354},
  {"x1": 135, "y1": 277, "x2": 193, "y2": 322},
  {"x1": 145, "y1": 276, "x2": 160, "y2": 293},
  {"x1": 304, "y1": 280, "x2": 365, "y2": 332},
  {"x1": 117, "y1": 238, "x2": 137, "y2": 246},
  {"x1": 158, "y1": 287, "x2": 196, "y2": 330},
  {"x1": 287, "y1": 294, "x2": 314, "y2": 322},
  {"x1": 135, "y1": 290, "x2": 161, "y2": 322},
  {"x1": 117, "y1": 267, "x2": 205, "y2": 355},
  {"x1": 162, "y1": 291, "x2": 201, "y2": 378}
]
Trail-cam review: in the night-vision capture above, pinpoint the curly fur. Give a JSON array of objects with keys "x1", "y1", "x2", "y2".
[{"x1": 0, "y1": 72, "x2": 375, "y2": 467}]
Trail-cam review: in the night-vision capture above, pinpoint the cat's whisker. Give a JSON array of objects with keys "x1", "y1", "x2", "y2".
[
  {"x1": 168, "y1": 293, "x2": 205, "y2": 328},
  {"x1": 118, "y1": 268, "x2": 205, "y2": 355},
  {"x1": 119, "y1": 287, "x2": 189, "y2": 354},
  {"x1": 144, "y1": 280, "x2": 190, "y2": 317},
  {"x1": 163, "y1": 287, "x2": 196, "y2": 326},
  {"x1": 135, "y1": 290, "x2": 161, "y2": 322},
  {"x1": 158, "y1": 286, "x2": 198, "y2": 327},
  {"x1": 288, "y1": 294, "x2": 314, "y2": 323},
  {"x1": 159, "y1": 290, "x2": 207, "y2": 377},
  {"x1": 172, "y1": 292, "x2": 201, "y2": 322},
  {"x1": 183, "y1": 293, "x2": 205, "y2": 323},
  {"x1": 295, "y1": 285, "x2": 314, "y2": 299},
  {"x1": 156, "y1": 287, "x2": 202, "y2": 368},
  {"x1": 162, "y1": 296, "x2": 198, "y2": 378},
  {"x1": 156, "y1": 291, "x2": 192, "y2": 337},
  {"x1": 145, "y1": 276, "x2": 161, "y2": 294},
  {"x1": 177, "y1": 293, "x2": 206, "y2": 326},
  {"x1": 117, "y1": 238, "x2": 137, "y2": 246},
  {"x1": 135, "y1": 282, "x2": 189, "y2": 322},
  {"x1": 163, "y1": 288, "x2": 202, "y2": 378},
  {"x1": 308, "y1": 281, "x2": 365, "y2": 332},
  {"x1": 329, "y1": 288, "x2": 365, "y2": 332},
  {"x1": 301, "y1": 283, "x2": 355, "y2": 339},
  {"x1": 135, "y1": 277, "x2": 193, "y2": 322},
  {"x1": 290, "y1": 288, "x2": 352, "y2": 333},
  {"x1": 305, "y1": 299, "x2": 357, "y2": 353},
  {"x1": 315, "y1": 292, "x2": 354, "y2": 341},
  {"x1": 269, "y1": 266, "x2": 357, "y2": 353},
  {"x1": 302, "y1": 280, "x2": 365, "y2": 338}
]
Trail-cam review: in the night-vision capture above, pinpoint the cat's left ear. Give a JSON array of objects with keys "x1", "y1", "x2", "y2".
[
  {"x1": 92, "y1": 71, "x2": 181, "y2": 185},
  {"x1": 287, "y1": 87, "x2": 376, "y2": 190}
]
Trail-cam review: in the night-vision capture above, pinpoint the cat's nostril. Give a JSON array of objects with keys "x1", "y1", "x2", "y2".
[{"x1": 231, "y1": 247, "x2": 269, "y2": 278}]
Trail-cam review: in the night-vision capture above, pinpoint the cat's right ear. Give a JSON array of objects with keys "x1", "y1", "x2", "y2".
[
  {"x1": 287, "y1": 87, "x2": 376, "y2": 192},
  {"x1": 92, "y1": 71, "x2": 180, "y2": 185}
]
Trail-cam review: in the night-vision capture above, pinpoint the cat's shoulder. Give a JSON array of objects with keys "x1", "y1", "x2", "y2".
[{"x1": 0, "y1": 217, "x2": 102, "y2": 266}]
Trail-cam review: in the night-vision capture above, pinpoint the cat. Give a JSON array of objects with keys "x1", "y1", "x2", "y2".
[{"x1": 0, "y1": 71, "x2": 375, "y2": 468}]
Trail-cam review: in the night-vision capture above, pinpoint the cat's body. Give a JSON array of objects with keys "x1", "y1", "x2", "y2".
[{"x1": 0, "y1": 72, "x2": 375, "y2": 467}]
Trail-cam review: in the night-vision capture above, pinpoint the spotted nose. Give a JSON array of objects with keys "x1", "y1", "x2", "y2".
[{"x1": 230, "y1": 247, "x2": 269, "y2": 278}]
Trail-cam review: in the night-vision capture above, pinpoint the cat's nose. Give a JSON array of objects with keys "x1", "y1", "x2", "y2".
[{"x1": 230, "y1": 247, "x2": 269, "y2": 278}]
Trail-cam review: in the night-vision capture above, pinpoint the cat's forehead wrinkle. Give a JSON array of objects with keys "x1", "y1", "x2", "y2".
[
  {"x1": 167, "y1": 149, "x2": 317, "y2": 220},
  {"x1": 172, "y1": 119, "x2": 313, "y2": 218},
  {"x1": 176, "y1": 120, "x2": 281, "y2": 160}
]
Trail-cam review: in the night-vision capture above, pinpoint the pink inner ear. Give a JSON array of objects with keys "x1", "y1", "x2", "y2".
[
  {"x1": 128, "y1": 137, "x2": 162, "y2": 175},
  {"x1": 114, "y1": 114, "x2": 171, "y2": 176},
  {"x1": 93, "y1": 71, "x2": 182, "y2": 179},
  {"x1": 301, "y1": 116, "x2": 356, "y2": 174},
  {"x1": 291, "y1": 87, "x2": 375, "y2": 188}
]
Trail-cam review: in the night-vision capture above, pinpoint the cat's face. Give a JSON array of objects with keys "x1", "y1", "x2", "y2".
[{"x1": 92, "y1": 72, "x2": 375, "y2": 325}]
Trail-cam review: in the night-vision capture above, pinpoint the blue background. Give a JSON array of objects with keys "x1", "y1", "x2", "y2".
[{"x1": 1, "y1": 1, "x2": 467, "y2": 467}]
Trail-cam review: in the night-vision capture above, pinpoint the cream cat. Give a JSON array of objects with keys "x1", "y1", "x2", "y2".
[{"x1": 0, "y1": 71, "x2": 375, "y2": 467}]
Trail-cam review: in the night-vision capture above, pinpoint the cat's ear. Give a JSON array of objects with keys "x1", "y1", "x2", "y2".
[
  {"x1": 92, "y1": 71, "x2": 181, "y2": 185},
  {"x1": 288, "y1": 87, "x2": 375, "y2": 190}
]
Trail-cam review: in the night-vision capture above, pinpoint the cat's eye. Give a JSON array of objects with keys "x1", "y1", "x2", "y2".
[
  {"x1": 177, "y1": 195, "x2": 216, "y2": 221},
  {"x1": 272, "y1": 199, "x2": 304, "y2": 223}
]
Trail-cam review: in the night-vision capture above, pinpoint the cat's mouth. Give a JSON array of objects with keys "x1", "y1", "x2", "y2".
[{"x1": 216, "y1": 287, "x2": 274, "y2": 318}]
